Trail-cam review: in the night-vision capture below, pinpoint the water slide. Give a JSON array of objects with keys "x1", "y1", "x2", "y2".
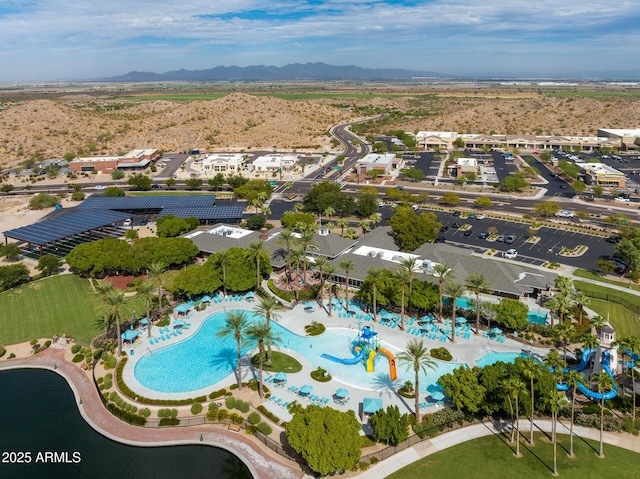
[
  {"x1": 625, "y1": 348, "x2": 640, "y2": 370},
  {"x1": 565, "y1": 348, "x2": 592, "y2": 373},
  {"x1": 321, "y1": 348, "x2": 366, "y2": 365},
  {"x1": 379, "y1": 348, "x2": 398, "y2": 381},
  {"x1": 555, "y1": 349, "x2": 618, "y2": 400},
  {"x1": 366, "y1": 350, "x2": 376, "y2": 372}
]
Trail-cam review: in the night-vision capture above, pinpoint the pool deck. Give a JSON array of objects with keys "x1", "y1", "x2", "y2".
[{"x1": 122, "y1": 293, "x2": 549, "y2": 422}]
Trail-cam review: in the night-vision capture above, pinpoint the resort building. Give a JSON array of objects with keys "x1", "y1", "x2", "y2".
[
  {"x1": 355, "y1": 153, "x2": 400, "y2": 176},
  {"x1": 69, "y1": 148, "x2": 159, "y2": 173},
  {"x1": 578, "y1": 162, "x2": 627, "y2": 188},
  {"x1": 251, "y1": 154, "x2": 298, "y2": 172},
  {"x1": 201, "y1": 153, "x2": 246, "y2": 175}
]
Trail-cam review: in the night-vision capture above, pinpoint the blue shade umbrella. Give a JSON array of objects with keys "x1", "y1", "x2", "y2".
[
  {"x1": 335, "y1": 388, "x2": 349, "y2": 398},
  {"x1": 299, "y1": 385, "x2": 313, "y2": 395},
  {"x1": 430, "y1": 390, "x2": 445, "y2": 401},
  {"x1": 421, "y1": 315, "x2": 435, "y2": 322},
  {"x1": 362, "y1": 398, "x2": 383, "y2": 414},
  {"x1": 139, "y1": 318, "x2": 149, "y2": 325},
  {"x1": 121, "y1": 329, "x2": 139, "y2": 341},
  {"x1": 200, "y1": 295, "x2": 212, "y2": 303},
  {"x1": 456, "y1": 317, "x2": 467, "y2": 324},
  {"x1": 275, "y1": 372, "x2": 287, "y2": 381},
  {"x1": 173, "y1": 319, "x2": 185, "y2": 327},
  {"x1": 491, "y1": 327, "x2": 503, "y2": 335},
  {"x1": 174, "y1": 303, "x2": 190, "y2": 313}
]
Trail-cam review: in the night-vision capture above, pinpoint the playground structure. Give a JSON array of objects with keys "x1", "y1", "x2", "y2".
[
  {"x1": 321, "y1": 325, "x2": 397, "y2": 381},
  {"x1": 556, "y1": 325, "x2": 621, "y2": 400}
]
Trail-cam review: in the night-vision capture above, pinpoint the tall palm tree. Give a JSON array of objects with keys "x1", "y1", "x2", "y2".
[
  {"x1": 105, "y1": 289, "x2": 126, "y2": 356},
  {"x1": 339, "y1": 258, "x2": 355, "y2": 314},
  {"x1": 246, "y1": 320, "x2": 282, "y2": 398},
  {"x1": 556, "y1": 293, "x2": 575, "y2": 324},
  {"x1": 443, "y1": 281, "x2": 465, "y2": 343},
  {"x1": 400, "y1": 257, "x2": 418, "y2": 306},
  {"x1": 323, "y1": 206, "x2": 336, "y2": 223},
  {"x1": 571, "y1": 290, "x2": 590, "y2": 324},
  {"x1": 582, "y1": 334, "x2": 599, "y2": 376},
  {"x1": 614, "y1": 335, "x2": 634, "y2": 398},
  {"x1": 543, "y1": 349, "x2": 566, "y2": 375},
  {"x1": 323, "y1": 263, "x2": 336, "y2": 317},
  {"x1": 358, "y1": 220, "x2": 371, "y2": 235},
  {"x1": 369, "y1": 212, "x2": 382, "y2": 230},
  {"x1": 278, "y1": 229, "x2": 295, "y2": 281},
  {"x1": 545, "y1": 296, "x2": 560, "y2": 329},
  {"x1": 554, "y1": 323, "x2": 576, "y2": 359},
  {"x1": 396, "y1": 267, "x2": 411, "y2": 331},
  {"x1": 94, "y1": 279, "x2": 114, "y2": 334},
  {"x1": 248, "y1": 240, "x2": 267, "y2": 291},
  {"x1": 288, "y1": 244, "x2": 305, "y2": 301},
  {"x1": 336, "y1": 218, "x2": 349, "y2": 236},
  {"x1": 215, "y1": 311, "x2": 249, "y2": 390},
  {"x1": 465, "y1": 272, "x2": 491, "y2": 335},
  {"x1": 545, "y1": 389, "x2": 564, "y2": 475},
  {"x1": 298, "y1": 227, "x2": 318, "y2": 284},
  {"x1": 148, "y1": 262, "x2": 166, "y2": 312},
  {"x1": 368, "y1": 267, "x2": 383, "y2": 322},
  {"x1": 502, "y1": 377, "x2": 526, "y2": 458},
  {"x1": 216, "y1": 249, "x2": 231, "y2": 297},
  {"x1": 254, "y1": 295, "x2": 284, "y2": 363},
  {"x1": 136, "y1": 280, "x2": 155, "y2": 339},
  {"x1": 593, "y1": 370, "x2": 616, "y2": 458},
  {"x1": 314, "y1": 256, "x2": 328, "y2": 302},
  {"x1": 564, "y1": 369, "x2": 585, "y2": 458},
  {"x1": 397, "y1": 339, "x2": 436, "y2": 422},
  {"x1": 432, "y1": 263, "x2": 452, "y2": 322},
  {"x1": 555, "y1": 275, "x2": 574, "y2": 296},
  {"x1": 522, "y1": 357, "x2": 543, "y2": 445},
  {"x1": 626, "y1": 336, "x2": 640, "y2": 421}
]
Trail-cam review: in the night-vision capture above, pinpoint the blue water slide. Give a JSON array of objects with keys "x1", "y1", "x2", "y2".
[
  {"x1": 624, "y1": 348, "x2": 640, "y2": 370},
  {"x1": 574, "y1": 352, "x2": 618, "y2": 400},
  {"x1": 564, "y1": 348, "x2": 592, "y2": 373},
  {"x1": 321, "y1": 348, "x2": 366, "y2": 365}
]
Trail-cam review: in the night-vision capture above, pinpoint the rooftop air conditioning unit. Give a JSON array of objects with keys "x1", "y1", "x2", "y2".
[
  {"x1": 319, "y1": 227, "x2": 329, "y2": 236},
  {"x1": 376, "y1": 252, "x2": 384, "y2": 259}
]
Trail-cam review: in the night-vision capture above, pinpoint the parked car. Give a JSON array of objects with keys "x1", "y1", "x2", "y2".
[
  {"x1": 476, "y1": 214, "x2": 485, "y2": 220},
  {"x1": 614, "y1": 196, "x2": 630, "y2": 202},
  {"x1": 463, "y1": 229, "x2": 473, "y2": 237},
  {"x1": 94, "y1": 185, "x2": 105, "y2": 190},
  {"x1": 140, "y1": 219, "x2": 148, "y2": 226},
  {"x1": 468, "y1": 212, "x2": 477, "y2": 219},
  {"x1": 479, "y1": 232, "x2": 489, "y2": 239},
  {"x1": 606, "y1": 236, "x2": 621, "y2": 243},
  {"x1": 378, "y1": 201, "x2": 385, "y2": 207},
  {"x1": 503, "y1": 249, "x2": 517, "y2": 259},
  {"x1": 496, "y1": 235, "x2": 505, "y2": 242},
  {"x1": 412, "y1": 205, "x2": 420, "y2": 211},
  {"x1": 123, "y1": 218, "x2": 132, "y2": 227},
  {"x1": 505, "y1": 234, "x2": 517, "y2": 244},
  {"x1": 452, "y1": 222, "x2": 461, "y2": 228},
  {"x1": 439, "y1": 225, "x2": 449, "y2": 232},
  {"x1": 151, "y1": 184, "x2": 160, "y2": 189},
  {"x1": 452, "y1": 211, "x2": 461, "y2": 217}
]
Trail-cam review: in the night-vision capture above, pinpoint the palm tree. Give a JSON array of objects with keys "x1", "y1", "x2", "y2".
[
  {"x1": 369, "y1": 212, "x2": 382, "y2": 229},
  {"x1": 571, "y1": 290, "x2": 590, "y2": 324},
  {"x1": 278, "y1": 229, "x2": 295, "y2": 281},
  {"x1": 400, "y1": 257, "x2": 418, "y2": 306},
  {"x1": 555, "y1": 275, "x2": 574, "y2": 296},
  {"x1": 368, "y1": 267, "x2": 383, "y2": 322},
  {"x1": 94, "y1": 279, "x2": 114, "y2": 334},
  {"x1": 627, "y1": 336, "x2": 640, "y2": 421},
  {"x1": 336, "y1": 218, "x2": 349, "y2": 236},
  {"x1": 323, "y1": 206, "x2": 336, "y2": 223},
  {"x1": 582, "y1": 334, "x2": 599, "y2": 376},
  {"x1": 432, "y1": 263, "x2": 452, "y2": 322},
  {"x1": 216, "y1": 311, "x2": 249, "y2": 390},
  {"x1": 614, "y1": 335, "x2": 634, "y2": 398},
  {"x1": 246, "y1": 320, "x2": 282, "y2": 398},
  {"x1": 216, "y1": 249, "x2": 231, "y2": 297},
  {"x1": 105, "y1": 289, "x2": 126, "y2": 355},
  {"x1": 545, "y1": 389, "x2": 564, "y2": 475},
  {"x1": 314, "y1": 256, "x2": 328, "y2": 302},
  {"x1": 543, "y1": 349, "x2": 566, "y2": 375},
  {"x1": 323, "y1": 263, "x2": 337, "y2": 317},
  {"x1": 339, "y1": 258, "x2": 355, "y2": 314},
  {"x1": 248, "y1": 240, "x2": 267, "y2": 291},
  {"x1": 465, "y1": 273, "x2": 491, "y2": 335},
  {"x1": 358, "y1": 220, "x2": 371, "y2": 235},
  {"x1": 554, "y1": 323, "x2": 576, "y2": 359},
  {"x1": 396, "y1": 339, "x2": 436, "y2": 422},
  {"x1": 522, "y1": 357, "x2": 542, "y2": 445},
  {"x1": 254, "y1": 295, "x2": 284, "y2": 363},
  {"x1": 443, "y1": 281, "x2": 465, "y2": 343},
  {"x1": 592, "y1": 370, "x2": 616, "y2": 458},
  {"x1": 298, "y1": 227, "x2": 318, "y2": 284},
  {"x1": 545, "y1": 296, "x2": 560, "y2": 329},
  {"x1": 136, "y1": 280, "x2": 155, "y2": 339},
  {"x1": 148, "y1": 262, "x2": 166, "y2": 312},
  {"x1": 502, "y1": 377, "x2": 526, "y2": 457},
  {"x1": 556, "y1": 293, "x2": 575, "y2": 324},
  {"x1": 564, "y1": 369, "x2": 585, "y2": 458},
  {"x1": 396, "y1": 267, "x2": 411, "y2": 331}
]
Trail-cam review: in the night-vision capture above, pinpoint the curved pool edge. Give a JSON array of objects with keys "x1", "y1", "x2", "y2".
[{"x1": 0, "y1": 349, "x2": 301, "y2": 479}]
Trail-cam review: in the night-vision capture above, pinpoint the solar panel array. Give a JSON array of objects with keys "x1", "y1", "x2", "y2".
[
  {"x1": 78, "y1": 195, "x2": 216, "y2": 210},
  {"x1": 158, "y1": 206, "x2": 244, "y2": 221},
  {"x1": 4, "y1": 210, "x2": 131, "y2": 245}
]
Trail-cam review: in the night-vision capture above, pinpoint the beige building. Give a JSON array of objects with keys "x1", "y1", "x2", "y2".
[
  {"x1": 201, "y1": 153, "x2": 245, "y2": 175},
  {"x1": 578, "y1": 162, "x2": 627, "y2": 188}
]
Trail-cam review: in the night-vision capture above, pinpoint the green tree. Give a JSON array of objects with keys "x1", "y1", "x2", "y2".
[
  {"x1": 400, "y1": 167, "x2": 426, "y2": 182},
  {"x1": 2, "y1": 243, "x2": 22, "y2": 261},
  {"x1": 216, "y1": 311, "x2": 249, "y2": 390},
  {"x1": 593, "y1": 370, "x2": 617, "y2": 458},
  {"x1": 572, "y1": 180, "x2": 587, "y2": 196},
  {"x1": 340, "y1": 258, "x2": 355, "y2": 315},
  {"x1": 388, "y1": 207, "x2": 441, "y2": 250},
  {"x1": 439, "y1": 366, "x2": 485, "y2": 415},
  {"x1": 136, "y1": 280, "x2": 155, "y2": 339},
  {"x1": 286, "y1": 406, "x2": 361, "y2": 476},
  {"x1": 148, "y1": 262, "x2": 166, "y2": 312},
  {"x1": 503, "y1": 377, "x2": 526, "y2": 457},
  {"x1": 397, "y1": 339, "x2": 437, "y2": 421},
  {"x1": 106, "y1": 289, "x2": 126, "y2": 355},
  {"x1": 533, "y1": 201, "x2": 561, "y2": 218},
  {"x1": 564, "y1": 369, "x2": 585, "y2": 457},
  {"x1": 280, "y1": 211, "x2": 316, "y2": 230},
  {"x1": 303, "y1": 181, "x2": 355, "y2": 216},
  {"x1": 441, "y1": 191, "x2": 461, "y2": 206},
  {"x1": 248, "y1": 241, "x2": 268, "y2": 291},
  {"x1": 103, "y1": 186, "x2": 125, "y2": 197},
  {"x1": 165, "y1": 177, "x2": 177, "y2": 189},
  {"x1": 29, "y1": 193, "x2": 60, "y2": 210},
  {"x1": 465, "y1": 273, "x2": 491, "y2": 335},
  {"x1": 546, "y1": 389, "x2": 564, "y2": 474},
  {"x1": 369, "y1": 405, "x2": 411, "y2": 446},
  {"x1": 443, "y1": 281, "x2": 465, "y2": 343},
  {"x1": 246, "y1": 319, "x2": 281, "y2": 398},
  {"x1": 495, "y1": 298, "x2": 528, "y2": 330},
  {"x1": 474, "y1": 196, "x2": 493, "y2": 209},
  {"x1": 396, "y1": 266, "x2": 410, "y2": 331},
  {"x1": 253, "y1": 295, "x2": 284, "y2": 363},
  {"x1": 357, "y1": 192, "x2": 378, "y2": 218},
  {"x1": 111, "y1": 169, "x2": 125, "y2": 180},
  {"x1": 500, "y1": 173, "x2": 530, "y2": 192},
  {"x1": 554, "y1": 323, "x2": 576, "y2": 359},
  {"x1": 0, "y1": 263, "x2": 29, "y2": 292},
  {"x1": 522, "y1": 357, "x2": 543, "y2": 445},
  {"x1": 367, "y1": 267, "x2": 383, "y2": 322},
  {"x1": 36, "y1": 254, "x2": 60, "y2": 277},
  {"x1": 94, "y1": 279, "x2": 114, "y2": 334},
  {"x1": 208, "y1": 173, "x2": 226, "y2": 190},
  {"x1": 185, "y1": 177, "x2": 203, "y2": 189},
  {"x1": 432, "y1": 263, "x2": 453, "y2": 322},
  {"x1": 593, "y1": 185, "x2": 604, "y2": 197},
  {"x1": 171, "y1": 263, "x2": 222, "y2": 298},
  {"x1": 127, "y1": 173, "x2": 152, "y2": 190}
]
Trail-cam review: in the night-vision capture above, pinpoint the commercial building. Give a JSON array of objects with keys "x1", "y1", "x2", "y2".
[
  {"x1": 201, "y1": 153, "x2": 246, "y2": 175},
  {"x1": 252, "y1": 154, "x2": 297, "y2": 172},
  {"x1": 578, "y1": 162, "x2": 627, "y2": 188},
  {"x1": 69, "y1": 148, "x2": 159, "y2": 173},
  {"x1": 355, "y1": 153, "x2": 400, "y2": 176},
  {"x1": 597, "y1": 129, "x2": 640, "y2": 150}
]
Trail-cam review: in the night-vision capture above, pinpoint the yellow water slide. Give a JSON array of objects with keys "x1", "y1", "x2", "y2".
[{"x1": 366, "y1": 350, "x2": 376, "y2": 372}]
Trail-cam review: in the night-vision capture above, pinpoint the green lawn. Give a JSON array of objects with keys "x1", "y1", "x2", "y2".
[
  {"x1": 573, "y1": 268, "x2": 640, "y2": 292},
  {"x1": 573, "y1": 280, "x2": 640, "y2": 338},
  {"x1": 387, "y1": 433, "x2": 640, "y2": 479},
  {"x1": 0, "y1": 275, "x2": 145, "y2": 346},
  {"x1": 251, "y1": 351, "x2": 302, "y2": 373}
]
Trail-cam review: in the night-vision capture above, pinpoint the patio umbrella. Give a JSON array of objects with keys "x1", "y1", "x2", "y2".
[
  {"x1": 121, "y1": 329, "x2": 139, "y2": 341},
  {"x1": 299, "y1": 385, "x2": 313, "y2": 395},
  {"x1": 491, "y1": 327, "x2": 503, "y2": 335},
  {"x1": 139, "y1": 317, "x2": 149, "y2": 325},
  {"x1": 200, "y1": 295, "x2": 212, "y2": 303},
  {"x1": 456, "y1": 317, "x2": 467, "y2": 324},
  {"x1": 275, "y1": 372, "x2": 287, "y2": 381},
  {"x1": 174, "y1": 303, "x2": 190, "y2": 313},
  {"x1": 420, "y1": 315, "x2": 435, "y2": 322},
  {"x1": 335, "y1": 388, "x2": 349, "y2": 398},
  {"x1": 174, "y1": 319, "x2": 185, "y2": 327},
  {"x1": 430, "y1": 390, "x2": 445, "y2": 401},
  {"x1": 362, "y1": 397, "x2": 383, "y2": 414}
]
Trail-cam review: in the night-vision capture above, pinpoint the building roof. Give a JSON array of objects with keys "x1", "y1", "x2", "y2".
[{"x1": 78, "y1": 195, "x2": 216, "y2": 210}]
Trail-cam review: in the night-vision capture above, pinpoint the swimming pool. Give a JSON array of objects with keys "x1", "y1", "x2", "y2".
[
  {"x1": 444, "y1": 297, "x2": 473, "y2": 310},
  {"x1": 134, "y1": 310, "x2": 466, "y2": 394},
  {"x1": 527, "y1": 310, "x2": 548, "y2": 325},
  {"x1": 475, "y1": 351, "x2": 531, "y2": 368}
]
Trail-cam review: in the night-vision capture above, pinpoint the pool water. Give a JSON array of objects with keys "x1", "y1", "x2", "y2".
[
  {"x1": 134, "y1": 310, "x2": 465, "y2": 394},
  {"x1": 444, "y1": 297, "x2": 473, "y2": 310},
  {"x1": 475, "y1": 351, "x2": 531, "y2": 368},
  {"x1": 527, "y1": 310, "x2": 548, "y2": 325}
]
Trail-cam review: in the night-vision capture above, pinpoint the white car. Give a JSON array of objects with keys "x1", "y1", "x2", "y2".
[
  {"x1": 123, "y1": 218, "x2": 132, "y2": 227},
  {"x1": 554, "y1": 210, "x2": 574, "y2": 218},
  {"x1": 614, "y1": 197, "x2": 630, "y2": 202},
  {"x1": 94, "y1": 185, "x2": 105, "y2": 190},
  {"x1": 476, "y1": 214, "x2": 485, "y2": 220},
  {"x1": 412, "y1": 205, "x2": 420, "y2": 211},
  {"x1": 503, "y1": 249, "x2": 517, "y2": 259},
  {"x1": 378, "y1": 201, "x2": 385, "y2": 207}
]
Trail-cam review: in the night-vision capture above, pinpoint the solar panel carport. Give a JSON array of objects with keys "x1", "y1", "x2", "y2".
[
  {"x1": 158, "y1": 206, "x2": 244, "y2": 224},
  {"x1": 3, "y1": 209, "x2": 131, "y2": 254},
  {"x1": 77, "y1": 195, "x2": 216, "y2": 211}
]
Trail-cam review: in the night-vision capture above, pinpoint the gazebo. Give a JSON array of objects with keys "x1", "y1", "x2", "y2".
[{"x1": 362, "y1": 397, "x2": 383, "y2": 420}]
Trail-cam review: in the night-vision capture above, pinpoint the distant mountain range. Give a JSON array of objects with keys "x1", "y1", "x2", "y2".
[{"x1": 102, "y1": 62, "x2": 447, "y2": 82}]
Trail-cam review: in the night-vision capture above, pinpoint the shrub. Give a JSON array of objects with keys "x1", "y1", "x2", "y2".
[
  {"x1": 430, "y1": 347, "x2": 452, "y2": 361},
  {"x1": 225, "y1": 397, "x2": 236, "y2": 409},
  {"x1": 8, "y1": 353, "x2": 15, "y2": 359},
  {"x1": 71, "y1": 192, "x2": 85, "y2": 201},
  {"x1": 141, "y1": 408, "x2": 151, "y2": 418},
  {"x1": 229, "y1": 413, "x2": 244, "y2": 424},
  {"x1": 235, "y1": 400, "x2": 250, "y2": 413},
  {"x1": 159, "y1": 418, "x2": 180, "y2": 426},
  {"x1": 72, "y1": 354, "x2": 85, "y2": 363},
  {"x1": 208, "y1": 403, "x2": 219, "y2": 414},
  {"x1": 257, "y1": 405, "x2": 281, "y2": 424},
  {"x1": 93, "y1": 349, "x2": 104, "y2": 360},
  {"x1": 310, "y1": 366, "x2": 332, "y2": 382},
  {"x1": 575, "y1": 412, "x2": 622, "y2": 431},
  {"x1": 191, "y1": 402, "x2": 203, "y2": 415},
  {"x1": 217, "y1": 409, "x2": 229, "y2": 421},
  {"x1": 256, "y1": 422, "x2": 272, "y2": 435},
  {"x1": 432, "y1": 407, "x2": 465, "y2": 430},
  {"x1": 71, "y1": 344, "x2": 81, "y2": 354},
  {"x1": 0, "y1": 346, "x2": 6, "y2": 358},
  {"x1": 359, "y1": 435, "x2": 376, "y2": 448},
  {"x1": 248, "y1": 412, "x2": 261, "y2": 425}
]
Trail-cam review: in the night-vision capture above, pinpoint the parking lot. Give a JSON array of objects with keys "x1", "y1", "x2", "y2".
[{"x1": 402, "y1": 151, "x2": 441, "y2": 180}]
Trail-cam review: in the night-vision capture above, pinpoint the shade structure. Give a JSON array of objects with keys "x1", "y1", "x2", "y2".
[
  {"x1": 427, "y1": 384, "x2": 445, "y2": 401},
  {"x1": 200, "y1": 295, "x2": 212, "y2": 303},
  {"x1": 299, "y1": 384, "x2": 313, "y2": 395},
  {"x1": 139, "y1": 318, "x2": 149, "y2": 325},
  {"x1": 430, "y1": 390, "x2": 445, "y2": 401},
  {"x1": 121, "y1": 329, "x2": 139, "y2": 341},
  {"x1": 335, "y1": 388, "x2": 349, "y2": 398},
  {"x1": 274, "y1": 372, "x2": 287, "y2": 381},
  {"x1": 173, "y1": 319, "x2": 185, "y2": 327},
  {"x1": 420, "y1": 315, "x2": 435, "y2": 322},
  {"x1": 491, "y1": 327, "x2": 503, "y2": 334},
  {"x1": 174, "y1": 303, "x2": 191, "y2": 313},
  {"x1": 456, "y1": 317, "x2": 467, "y2": 324},
  {"x1": 362, "y1": 397, "x2": 383, "y2": 414},
  {"x1": 245, "y1": 291, "x2": 256, "y2": 299}
]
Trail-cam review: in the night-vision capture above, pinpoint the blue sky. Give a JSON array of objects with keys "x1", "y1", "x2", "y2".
[{"x1": 0, "y1": 1, "x2": 639, "y2": 81}]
